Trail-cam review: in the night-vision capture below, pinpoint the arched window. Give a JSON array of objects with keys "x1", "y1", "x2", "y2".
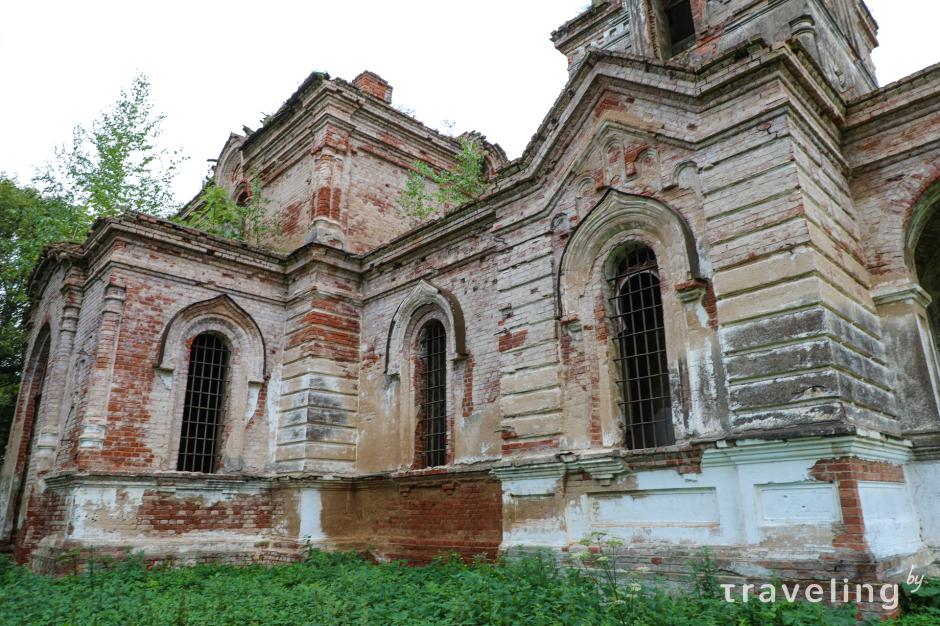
[
  {"x1": 8, "y1": 333, "x2": 51, "y2": 543},
  {"x1": 177, "y1": 332, "x2": 231, "y2": 473},
  {"x1": 610, "y1": 245, "x2": 675, "y2": 449},
  {"x1": 416, "y1": 320, "x2": 447, "y2": 467},
  {"x1": 914, "y1": 200, "x2": 940, "y2": 359}
]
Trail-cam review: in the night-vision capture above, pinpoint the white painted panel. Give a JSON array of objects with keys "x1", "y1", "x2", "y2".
[
  {"x1": 298, "y1": 489, "x2": 326, "y2": 541},
  {"x1": 857, "y1": 481, "x2": 922, "y2": 559},
  {"x1": 588, "y1": 488, "x2": 719, "y2": 527},
  {"x1": 757, "y1": 483, "x2": 840, "y2": 524},
  {"x1": 908, "y1": 461, "x2": 940, "y2": 547},
  {"x1": 500, "y1": 477, "x2": 563, "y2": 497},
  {"x1": 70, "y1": 486, "x2": 147, "y2": 540}
]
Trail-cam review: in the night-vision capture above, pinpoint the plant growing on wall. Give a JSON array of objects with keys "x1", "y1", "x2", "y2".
[
  {"x1": 396, "y1": 134, "x2": 487, "y2": 226},
  {"x1": 184, "y1": 175, "x2": 281, "y2": 249}
]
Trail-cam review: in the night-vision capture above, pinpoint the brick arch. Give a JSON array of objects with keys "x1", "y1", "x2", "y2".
[
  {"x1": 214, "y1": 133, "x2": 245, "y2": 189},
  {"x1": 157, "y1": 294, "x2": 265, "y2": 381},
  {"x1": 155, "y1": 295, "x2": 267, "y2": 472},
  {"x1": 903, "y1": 167, "x2": 940, "y2": 279},
  {"x1": 557, "y1": 189, "x2": 713, "y2": 448},
  {"x1": 557, "y1": 189, "x2": 702, "y2": 318},
  {"x1": 0, "y1": 324, "x2": 52, "y2": 545},
  {"x1": 385, "y1": 280, "x2": 466, "y2": 377}
]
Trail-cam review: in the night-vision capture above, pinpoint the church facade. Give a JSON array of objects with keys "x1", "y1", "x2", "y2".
[{"x1": 3, "y1": 0, "x2": 940, "y2": 593}]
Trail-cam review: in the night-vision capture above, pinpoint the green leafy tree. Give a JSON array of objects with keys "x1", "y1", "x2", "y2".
[
  {"x1": 1, "y1": 73, "x2": 185, "y2": 463},
  {"x1": 0, "y1": 176, "x2": 88, "y2": 466},
  {"x1": 396, "y1": 134, "x2": 487, "y2": 226},
  {"x1": 35, "y1": 73, "x2": 185, "y2": 218}
]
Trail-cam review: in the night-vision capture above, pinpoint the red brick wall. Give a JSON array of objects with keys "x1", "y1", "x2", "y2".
[
  {"x1": 372, "y1": 476, "x2": 502, "y2": 564},
  {"x1": 810, "y1": 457, "x2": 905, "y2": 554},
  {"x1": 13, "y1": 490, "x2": 68, "y2": 564},
  {"x1": 136, "y1": 490, "x2": 284, "y2": 534},
  {"x1": 352, "y1": 71, "x2": 392, "y2": 103}
]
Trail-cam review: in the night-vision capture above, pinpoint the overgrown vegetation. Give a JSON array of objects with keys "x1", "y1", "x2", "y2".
[
  {"x1": 185, "y1": 175, "x2": 280, "y2": 249},
  {"x1": 0, "y1": 73, "x2": 188, "y2": 460},
  {"x1": 895, "y1": 575, "x2": 940, "y2": 624},
  {"x1": 396, "y1": 134, "x2": 487, "y2": 227},
  {"x1": 0, "y1": 177, "x2": 90, "y2": 466},
  {"x1": 34, "y1": 73, "x2": 185, "y2": 219},
  {"x1": 0, "y1": 73, "x2": 276, "y2": 456},
  {"x1": 1, "y1": 544, "x2": 927, "y2": 626}
]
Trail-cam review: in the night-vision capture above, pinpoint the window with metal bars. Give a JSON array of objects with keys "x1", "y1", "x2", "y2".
[
  {"x1": 177, "y1": 332, "x2": 230, "y2": 473},
  {"x1": 418, "y1": 320, "x2": 447, "y2": 468},
  {"x1": 609, "y1": 246, "x2": 676, "y2": 450}
]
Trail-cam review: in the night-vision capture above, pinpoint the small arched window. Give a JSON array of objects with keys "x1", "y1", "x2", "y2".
[
  {"x1": 177, "y1": 332, "x2": 231, "y2": 473},
  {"x1": 610, "y1": 245, "x2": 675, "y2": 449},
  {"x1": 416, "y1": 320, "x2": 447, "y2": 468}
]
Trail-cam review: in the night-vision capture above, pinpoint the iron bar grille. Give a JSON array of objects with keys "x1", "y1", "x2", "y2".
[
  {"x1": 609, "y1": 247, "x2": 676, "y2": 450},
  {"x1": 177, "y1": 333, "x2": 230, "y2": 473},
  {"x1": 420, "y1": 320, "x2": 447, "y2": 467}
]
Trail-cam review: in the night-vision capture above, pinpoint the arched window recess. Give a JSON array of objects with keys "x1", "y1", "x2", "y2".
[
  {"x1": 557, "y1": 190, "x2": 707, "y2": 449},
  {"x1": 155, "y1": 295, "x2": 266, "y2": 473},
  {"x1": 558, "y1": 190, "x2": 703, "y2": 321},
  {"x1": 608, "y1": 245, "x2": 675, "y2": 449},
  {"x1": 385, "y1": 280, "x2": 467, "y2": 378}
]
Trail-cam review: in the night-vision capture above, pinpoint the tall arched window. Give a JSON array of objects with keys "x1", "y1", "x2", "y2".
[
  {"x1": 9, "y1": 333, "x2": 50, "y2": 543},
  {"x1": 416, "y1": 320, "x2": 447, "y2": 468},
  {"x1": 610, "y1": 245, "x2": 675, "y2": 449},
  {"x1": 177, "y1": 332, "x2": 230, "y2": 473}
]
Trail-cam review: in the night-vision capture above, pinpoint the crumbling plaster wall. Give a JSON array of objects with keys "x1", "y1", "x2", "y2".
[
  {"x1": 0, "y1": 262, "x2": 70, "y2": 545},
  {"x1": 495, "y1": 434, "x2": 928, "y2": 581},
  {"x1": 211, "y1": 77, "x2": 467, "y2": 256},
  {"x1": 70, "y1": 228, "x2": 288, "y2": 475},
  {"x1": 356, "y1": 219, "x2": 502, "y2": 473},
  {"x1": 277, "y1": 247, "x2": 362, "y2": 473},
  {"x1": 844, "y1": 64, "x2": 940, "y2": 434}
]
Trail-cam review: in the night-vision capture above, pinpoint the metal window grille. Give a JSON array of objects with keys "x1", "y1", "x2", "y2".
[
  {"x1": 609, "y1": 247, "x2": 676, "y2": 450},
  {"x1": 177, "y1": 333, "x2": 230, "y2": 473},
  {"x1": 419, "y1": 320, "x2": 447, "y2": 468}
]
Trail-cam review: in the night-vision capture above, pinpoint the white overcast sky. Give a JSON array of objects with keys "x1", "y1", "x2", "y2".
[{"x1": 2, "y1": 0, "x2": 938, "y2": 206}]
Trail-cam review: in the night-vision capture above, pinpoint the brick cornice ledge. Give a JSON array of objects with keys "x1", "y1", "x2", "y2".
[
  {"x1": 491, "y1": 451, "x2": 628, "y2": 485},
  {"x1": 871, "y1": 279, "x2": 932, "y2": 308},
  {"x1": 701, "y1": 432, "x2": 911, "y2": 469},
  {"x1": 491, "y1": 456, "x2": 566, "y2": 481}
]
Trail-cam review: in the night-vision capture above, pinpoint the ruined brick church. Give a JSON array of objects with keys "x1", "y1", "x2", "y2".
[{"x1": 4, "y1": 0, "x2": 940, "y2": 592}]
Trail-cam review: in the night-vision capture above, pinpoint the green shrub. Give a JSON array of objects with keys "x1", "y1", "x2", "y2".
[
  {"x1": 0, "y1": 547, "x2": 883, "y2": 625},
  {"x1": 880, "y1": 575, "x2": 940, "y2": 625}
]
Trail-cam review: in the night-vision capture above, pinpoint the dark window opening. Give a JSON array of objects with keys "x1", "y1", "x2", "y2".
[
  {"x1": 418, "y1": 320, "x2": 447, "y2": 468},
  {"x1": 665, "y1": 0, "x2": 696, "y2": 56},
  {"x1": 609, "y1": 246, "x2": 676, "y2": 450},
  {"x1": 914, "y1": 203, "x2": 940, "y2": 374},
  {"x1": 10, "y1": 337, "x2": 50, "y2": 543},
  {"x1": 177, "y1": 332, "x2": 230, "y2": 473}
]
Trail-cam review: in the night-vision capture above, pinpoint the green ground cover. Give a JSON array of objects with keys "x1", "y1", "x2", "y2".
[{"x1": 0, "y1": 547, "x2": 932, "y2": 625}]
